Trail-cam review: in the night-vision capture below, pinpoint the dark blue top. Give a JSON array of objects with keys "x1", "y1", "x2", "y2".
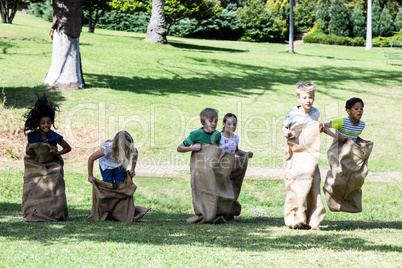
[{"x1": 28, "y1": 130, "x2": 63, "y2": 146}]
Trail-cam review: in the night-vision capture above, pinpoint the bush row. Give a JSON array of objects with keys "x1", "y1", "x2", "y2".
[{"x1": 303, "y1": 31, "x2": 365, "y2": 46}]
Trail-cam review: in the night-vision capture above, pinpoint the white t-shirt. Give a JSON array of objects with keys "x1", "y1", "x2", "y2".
[
  {"x1": 219, "y1": 133, "x2": 239, "y2": 154},
  {"x1": 283, "y1": 106, "x2": 320, "y2": 130},
  {"x1": 99, "y1": 140, "x2": 136, "y2": 170}
]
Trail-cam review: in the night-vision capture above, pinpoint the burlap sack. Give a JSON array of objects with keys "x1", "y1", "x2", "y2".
[
  {"x1": 22, "y1": 143, "x2": 68, "y2": 221},
  {"x1": 229, "y1": 155, "x2": 249, "y2": 217},
  {"x1": 187, "y1": 144, "x2": 235, "y2": 224},
  {"x1": 323, "y1": 139, "x2": 373, "y2": 213},
  {"x1": 283, "y1": 121, "x2": 326, "y2": 229},
  {"x1": 88, "y1": 172, "x2": 150, "y2": 222}
]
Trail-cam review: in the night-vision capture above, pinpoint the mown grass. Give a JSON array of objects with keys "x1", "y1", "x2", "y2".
[
  {"x1": 1, "y1": 12, "x2": 401, "y2": 172},
  {"x1": 0, "y1": 170, "x2": 401, "y2": 267}
]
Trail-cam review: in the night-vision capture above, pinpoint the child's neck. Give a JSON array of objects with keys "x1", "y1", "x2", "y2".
[
  {"x1": 40, "y1": 130, "x2": 49, "y2": 140},
  {"x1": 298, "y1": 106, "x2": 311, "y2": 114},
  {"x1": 222, "y1": 130, "x2": 233, "y2": 138},
  {"x1": 349, "y1": 116, "x2": 359, "y2": 125}
]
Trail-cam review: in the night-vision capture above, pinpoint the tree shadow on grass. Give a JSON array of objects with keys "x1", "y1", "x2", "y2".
[
  {"x1": 168, "y1": 40, "x2": 250, "y2": 53},
  {"x1": 1, "y1": 203, "x2": 401, "y2": 253},
  {"x1": 2, "y1": 86, "x2": 66, "y2": 109}
]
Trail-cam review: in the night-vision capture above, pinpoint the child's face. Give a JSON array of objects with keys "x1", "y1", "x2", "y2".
[
  {"x1": 203, "y1": 117, "x2": 218, "y2": 133},
  {"x1": 223, "y1": 117, "x2": 237, "y2": 134},
  {"x1": 39, "y1": 116, "x2": 52, "y2": 134},
  {"x1": 347, "y1": 102, "x2": 364, "y2": 123},
  {"x1": 297, "y1": 92, "x2": 315, "y2": 111}
]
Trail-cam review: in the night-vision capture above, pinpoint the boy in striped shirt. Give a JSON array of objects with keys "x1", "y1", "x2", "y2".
[{"x1": 323, "y1": 97, "x2": 369, "y2": 143}]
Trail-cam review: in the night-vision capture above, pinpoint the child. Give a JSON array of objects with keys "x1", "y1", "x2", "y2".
[
  {"x1": 322, "y1": 98, "x2": 373, "y2": 213},
  {"x1": 281, "y1": 82, "x2": 326, "y2": 230},
  {"x1": 177, "y1": 108, "x2": 221, "y2": 152},
  {"x1": 22, "y1": 94, "x2": 70, "y2": 221},
  {"x1": 178, "y1": 108, "x2": 235, "y2": 224},
  {"x1": 24, "y1": 94, "x2": 71, "y2": 156},
  {"x1": 322, "y1": 97, "x2": 368, "y2": 143},
  {"x1": 220, "y1": 113, "x2": 253, "y2": 158},
  {"x1": 88, "y1": 131, "x2": 138, "y2": 185}
]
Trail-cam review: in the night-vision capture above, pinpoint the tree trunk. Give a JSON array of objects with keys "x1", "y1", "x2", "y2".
[
  {"x1": 365, "y1": 0, "x2": 373, "y2": 50},
  {"x1": 146, "y1": 0, "x2": 167, "y2": 44},
  {"x1": 88, "y1": 12, "x2": 94, "y2": 33},
  {"x1": 44, "y1": 0, "x2": 84, "y2": 89},
  {"x1": 289, "y1": 0, "x2": 294, "y2": 53},
  {"x1": 1, "y1": 0, "x2": 21, "y2": 23}
]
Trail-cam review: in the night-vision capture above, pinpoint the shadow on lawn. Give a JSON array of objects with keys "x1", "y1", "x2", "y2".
[
  {"x1": 1, "y1": 204, "x2": 401, "y2": 253},
  {"x1": 168, "y1": 40, "x2": 250, "y2": 53},
  {"x1": 2, "y1": 86, "x2": 65, "y2": 109}
]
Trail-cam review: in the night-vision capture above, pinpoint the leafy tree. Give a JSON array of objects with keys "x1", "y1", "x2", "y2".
[
  {"x1": 0, "y1": 0, "x2": 22, "y2": 23},
  {"x1": 83, "y1": 0, "x2": 112, "y2": 33},
  {"x1": 329, "y1": 0, "x2": 351, "y2": 37},
  {"x1": 351, "y1": 2, "x2": 366, "y2": 38},
  {"x1": 379, "y1": 5, "x2": 394, "y2": 36},
  {"x1": 238, "y1": 0, "x2": 282, "y2": 42},
  {"x1": 265, "y1": 0, "x2": 289, "y2": 39},
  {"x1": 371, "y1": 0, "x2": 381, "y2": 37},
  {"x1": 316, "y1": 2, "x2": 330, "y2": 33},
  {"x1": 395, "y1": 8, "x2": 402, "y2": 31},
  {"x1": 293, "y1": 0, "x2": 317, "y2": 31},
  {"x1": 28, "y1": 0, "x2": 53, "y2": 22}
]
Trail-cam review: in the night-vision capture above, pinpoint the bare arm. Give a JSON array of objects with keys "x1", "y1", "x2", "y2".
[
  {"x1": 87, "y1": 148, "x2": 105, "y2": 183},
  {"x1": 129, "y1": 149, "x2": 138, "y2": 178},
  {"x1": 50, "y1": 139, "x2": 72, "y2": 155},
  {"x1": 177, "y1": 143, "x2": 201, "y2": 153},
  {"x1": 26, "y1": 142, "x2": 33, "y2": 155},
  {"x1": 281, "y1": 125, "x2": 291, "y2": 138},
  {"x1": 322, "y1": 122, "x2": 348, "y2": 142},
  {"x1": 235, "y1": 146, "x2": 253, "y2": 158}
]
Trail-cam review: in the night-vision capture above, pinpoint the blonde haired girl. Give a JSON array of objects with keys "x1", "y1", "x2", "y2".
[{"x1": 88, "y1": 131, "x2": 138, "y2": 185}]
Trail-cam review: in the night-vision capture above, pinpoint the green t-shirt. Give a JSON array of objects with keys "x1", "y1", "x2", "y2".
[{"x1": 183, "y1": 128, "x2": 221, "y2": 147}]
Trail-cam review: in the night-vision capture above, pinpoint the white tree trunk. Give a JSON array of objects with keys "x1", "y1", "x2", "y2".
[
  {"x1": 146, "y1": 0, "x2": 167, "y2": 44},
  {"x1": 365, "y1": 0, "x2": 373, "y2": 50},
  {"x1": 289, "y1": 0, "x2": 294, "y2": 53},
  {"x1": 44, "y1": 29, "x2": 83, "y2": 89}
]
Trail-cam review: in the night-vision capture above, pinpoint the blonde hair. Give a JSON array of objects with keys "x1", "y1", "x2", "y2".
[
  {"x1": 106, "y1": 131, "x2": 134, "y2": 169},
  {"x1": 200, "y1": 108, "x2": 218, "y2": 124},
  {"x1": 295, "y1": 81, "x2": 316, "y2": 96}
]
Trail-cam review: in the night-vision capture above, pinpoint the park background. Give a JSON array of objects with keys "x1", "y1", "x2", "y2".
[{"x1": 1, "y1": 0, "x2": 402, "y2": 267}]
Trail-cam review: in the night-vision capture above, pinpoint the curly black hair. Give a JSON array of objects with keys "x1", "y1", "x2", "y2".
[
  {"x1": 345, "y1": 97, "x2": 364, "y2": 110},
  {"x1": 23, "y1": 94, "x2": 59, "y2": 133}
]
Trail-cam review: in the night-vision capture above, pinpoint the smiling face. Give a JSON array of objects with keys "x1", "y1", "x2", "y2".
[
  {"x1": 297, "y1": 91, "x2": 315, "y2": 113},
  {"x1": 39, "y1": 116, "x2": 52, "y2": 138},
  {"x1": 223, "y1": 117, "x2": 237, "y2": 135},
  {"x1": 347, "y1": 102, "x2": 364, "y2": 124},
  {"x1": 203, "y1": 117, "x2": 218, "y2": 133}
]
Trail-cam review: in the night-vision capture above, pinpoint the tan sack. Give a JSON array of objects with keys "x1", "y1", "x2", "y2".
[
  {"x1": 323, "y1": 139, "x2": 373, "y2": 213},
  {"x1": 22, "y1": 143, "x2": 68, "y2": 221},
  {"x1": 187, "y1": 144, "x2": 235, "y2": 224},
  {"x1": 283, "y1": 121, "x2": 326, "y2": 229},
  {"x1": 88, "y1": 172, "x2": 150, "y2": 222},
  {"x1": 229, "y1": 155, "x2": 249, "y2": 217}
]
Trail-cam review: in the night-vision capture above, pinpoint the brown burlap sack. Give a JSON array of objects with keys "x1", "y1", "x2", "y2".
[
  {"x1": 283, "y1": 121, "x2": 326, "y2": 229},
  {"x1": 323, "y1": 139, "x2": 373, "y2": 213},
  {"x1": 22, "y1": 143, "x2": 68, "y2": 221},
  {"x1": 88, "y1": 172, "x2": 150, "y2": 222},
  {"x1": 187, "y1": 144, "x2": 235, "y2": 224},
  {"x1": 229, "y1": 155, "x2": 249, "y2": 217}
]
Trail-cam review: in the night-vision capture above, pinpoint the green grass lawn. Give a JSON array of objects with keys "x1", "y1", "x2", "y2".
[{"x1": 1, "y1": 13, "x2": 402, "y2": 267}]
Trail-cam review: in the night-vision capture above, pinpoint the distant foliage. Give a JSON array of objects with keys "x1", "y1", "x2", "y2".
[
  {"x1": 97, "y1": 11, "x2": 150, "y2": 33},
  {"x1": 293, "y1": 0, "x2": 316, "y2": 31},
  {"x1": 237, "y1": 0, "x2": 283, "y2": 42},
  {"x1": 379, "y1": 5, "x2": 394, "y2": 37},
  {"x1": 371, "y1": 0, "x2": 381, "y2": 37},
  {"x1": 328, "y1": 0, "x2": 351, "y2": 37},
  {"x1": 372, "y1": 31, "x2": 402, "y2": 47},
  {"x1": 303, "y1": 31, "x2": 365, "y2": 46},
  {"x1": 316, "y1": 2, "x2": 330, "y2": 33},
  {"x1": 265, "y1": 0, "x2": 289, "y2": 40},
  {"x1": 28, "y1": 0, "x2": 53, "y2": 22},
  {"x1": 395, "y1": 8, "x2": 402, "y2": 31},
  {"x1": 170, "y1": 3, "x2": 243, "y2": 40},
  {"x1": 351, "y1": 2, "x2": 366, "y2": 38}
]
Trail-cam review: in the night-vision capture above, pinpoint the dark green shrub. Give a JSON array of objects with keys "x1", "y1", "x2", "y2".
[
  {"x1": 372, "y1": 0, "x2": 381, "y2": 37},
  {"x1": 96, "y1": 11, "x2": 150, "y2": 33},
  {"x1": 395, "y1": 8, "x2": 402, "y2": 31},
  {"x1": 293, "y1": 0, "x2": 317, "y2": 31},
  {"x1": 351, "y1": 2, "x2": 366, "y2": 38},
  {"x1": 28, "y1": 0, "x2": 53, "y2": 22},
  {"x1": 316, "y1": 2, "x2": 329, "y2": 33},
  {"x1": 303, "y1": 32, "x2": 366, "y2": 47},
  {"x1": 372, "y1": 31, "x2": 402, "y2": 47},
  {"x1": 329, "y1": 0, "x2": 351, "y2": 37},
  {"x1": 379, "y1": 5, "x2": 394, "y2": 37},
  {"x1": 353, "y1": 37, "x2": 365, "y2": 46}
]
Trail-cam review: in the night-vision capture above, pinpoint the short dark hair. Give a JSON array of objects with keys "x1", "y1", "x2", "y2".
[{"x1": 345, "y1": 97, "x2": 364, "y2": 110}]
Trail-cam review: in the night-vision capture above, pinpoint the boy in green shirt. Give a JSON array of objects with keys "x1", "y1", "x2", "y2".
[{"x1": 177, "y1": 108, "x2": 221, "y2": 153}]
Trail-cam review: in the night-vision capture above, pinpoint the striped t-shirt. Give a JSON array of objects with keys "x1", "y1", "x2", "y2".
[{"x1": 331, "y1": 117, "x2": 365, "y2": 142}]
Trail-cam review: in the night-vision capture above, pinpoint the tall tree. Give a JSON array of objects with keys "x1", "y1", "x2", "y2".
[
  {"x1": 83, "y1": 0, "x2": 111, "y2": 33},
  {"x1": 366, "y1": 0, "x2": 373, "y2": 50},
  {"x1": 293, "y1": 0, "x2": 316, "y2": 31},
  {"x1": 329, "y1": 0, "x2": 351, "y2": 37},
  {"x1": 371, "y1": 0, "x2": 381, "y2": 37},
  {"x1": 146, "y1": 0, "x2": 167, "y2": 43},
  {"x1": 0, "y1": 0, "x2": 21, "y2": 23},
  {"x1": 289, "y1": 0, "x2": 294, "y2": 52},
  {"x1": 379, "y1": 5, "x2": 394, "y2": 36},
  {"x1": 395, "y1": 7, "x2": 402, "y2": 31},
  {"x1": 351, "y1": 1, "x2": 366, "y2": 37},
  {"x1": 316, "y1": 2, "x2": 330, "y2": 33},
  {"x1": 44, "y1": 0, "x2": 84, "y2": 89}
]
